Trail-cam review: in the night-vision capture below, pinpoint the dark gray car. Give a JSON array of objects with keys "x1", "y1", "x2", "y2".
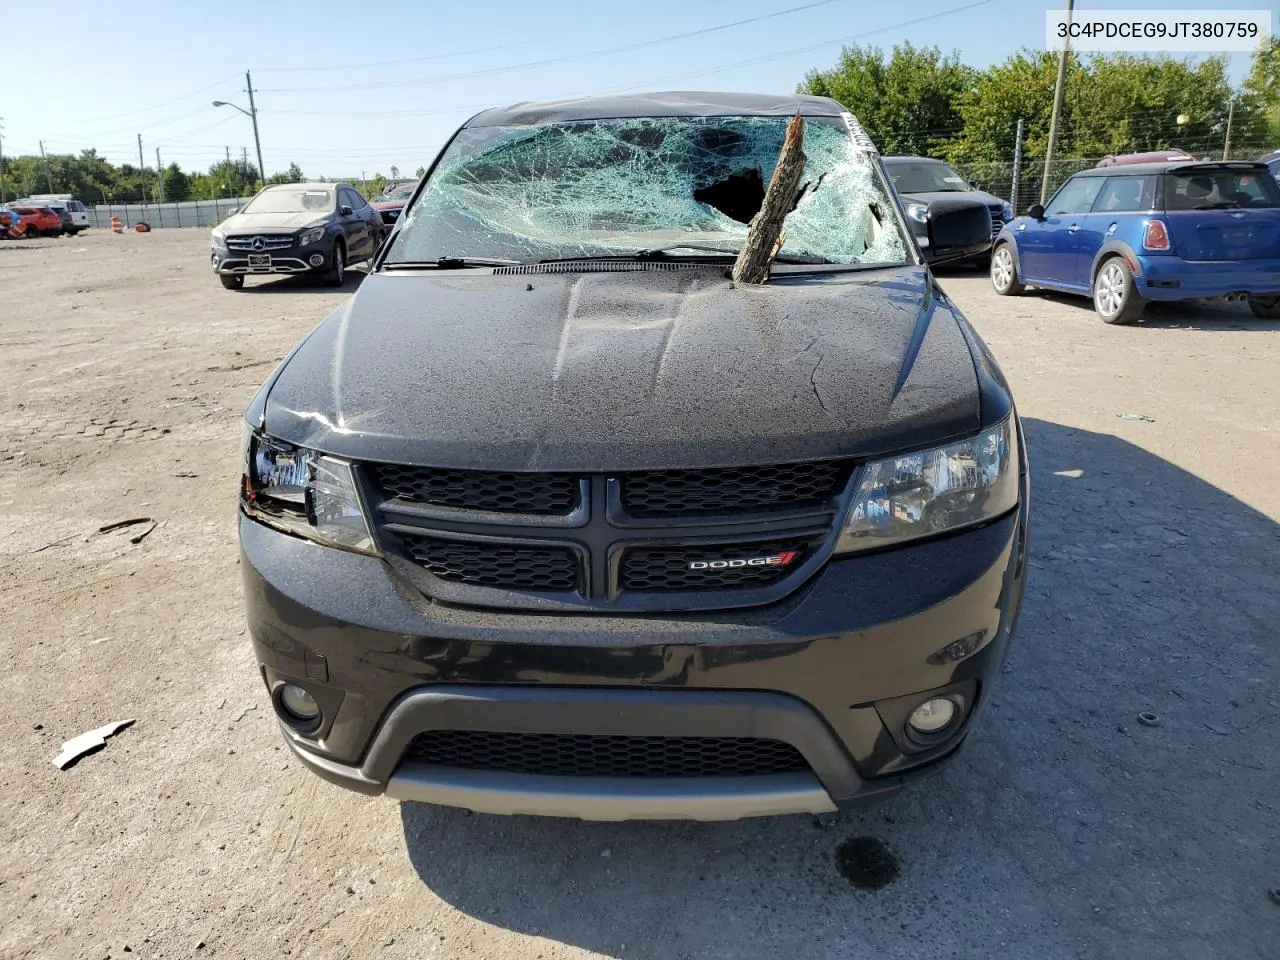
[
  {"x1": 238, "y1": 92, "x2": 1028, "y2": 820},
  {"x1": 211, "y1": 181, "x2": 382, "y2": 289},
  {"x1": 884, "y1": 156, "x2": 1013, "y2": 266}
]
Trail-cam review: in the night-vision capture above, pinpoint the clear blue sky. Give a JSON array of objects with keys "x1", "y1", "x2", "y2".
[{"x1": 2, "y1": 0, "x2": 1266, "y2": 178}]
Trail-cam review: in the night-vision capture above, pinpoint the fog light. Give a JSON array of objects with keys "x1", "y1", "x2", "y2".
[
  {"x1": 308, "y1": 254, "x2": 324, "y2": 266},
  {"x1": 279, "y1": 683, "x2": 320, "y2": 723},
  {"x1": 908, "y1": 697, "x2": 957, "y2": 735}
]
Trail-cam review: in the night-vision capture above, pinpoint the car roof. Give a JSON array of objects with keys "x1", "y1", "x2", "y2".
[
  {"x1": 466, "y1": 91, "x2": 848, "y2": 127},
  {"x1": 1070, "y1": 160, "x2": 1268, "y2": 177},
  {"x1": 262, "y1": 181, "x2": 342, "y2": 190},
  {"x1": 881, "y1": 156, "x2": 951, "y2": 164}
]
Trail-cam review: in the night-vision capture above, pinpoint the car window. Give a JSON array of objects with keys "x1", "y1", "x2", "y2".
[
  {"x1": 1091, "y1": 176, "x2": 1151, "y2": 213},
  {"x1": 884, "y1": 162, "x2": 970, "y2": 193},
  {"x1": 1046, "y1": 177, "x2": 1105, "y2": 215},
  {"x1": 1163, "y1": 169, "x2": 1280, "y2": 210},
  {"x1": 348, "y1": 187, "x2": 368, "y2": 208}
]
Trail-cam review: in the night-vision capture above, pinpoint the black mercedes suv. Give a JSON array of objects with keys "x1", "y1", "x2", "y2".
[
  {"x1": 239, "y1": 92, "x2": 1029, "y2": 820},
  {"x1": 212, "y1": 181, "x2": 382, "y2": 289}
]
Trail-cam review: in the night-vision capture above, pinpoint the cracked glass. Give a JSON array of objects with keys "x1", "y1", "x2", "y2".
[{"x1": 390, "y1": 116, "x2": 907, "y2": 267}]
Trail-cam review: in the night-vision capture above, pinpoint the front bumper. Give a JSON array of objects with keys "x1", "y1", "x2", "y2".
[
  {"x1": 212, "y1": 238, "x2": 329, "y2": 275},
  {"x1": 1138, "y1": 255, "x2": 1280, "y2": 300},
  {"x1": 241, "y1": 450, "x2": 1029, "y2": 819}
]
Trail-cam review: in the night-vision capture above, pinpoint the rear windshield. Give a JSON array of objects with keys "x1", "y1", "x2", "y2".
[
  {"x1": 391, "y1": 115, "x2": 908, "y2": 267},
  {"x1": 1163, "y1": 169, "x2": 1280, "y2": 210}
]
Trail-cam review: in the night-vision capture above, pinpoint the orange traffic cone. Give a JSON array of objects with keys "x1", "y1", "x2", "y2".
[{"x1": 110, "y1": 216, "x2": 123, "y2": 234}]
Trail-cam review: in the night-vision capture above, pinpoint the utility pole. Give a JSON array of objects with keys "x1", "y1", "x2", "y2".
[
  {"x1": 155, "y1": 147, "x2": 165, "y2": 202},
  {"x1": 1010, "y1": 118, "x2": 1025, "y2": 214},
  {"x1": 38, "y1": 140, "x2": 54, "y2": 192},
  {"x1": 137, "y1": 133, "x2": 146, "y2": 202},
  {"x1": 245, "y1": 70, "x2": 265, "y2": 188},
  {"x1": 225, "y1": 145, "x2": 231, "y2": 166},
  {"x1": 1041, "y1": 0, "x2": 1074, "y2": 204},
  {"x1": 0, "y1": 118, "x2": 6, "y2": 203},
  {"x1": 1222, "y1": 99, "x2": 1235, "y2": 160}
]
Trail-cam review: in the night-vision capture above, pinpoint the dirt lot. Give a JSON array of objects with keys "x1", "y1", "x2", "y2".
[{"x1": 1, "y1": 228, "x2": 1276, "y2": 959}]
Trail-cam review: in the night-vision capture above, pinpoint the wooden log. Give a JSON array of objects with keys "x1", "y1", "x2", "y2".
[{"x1": 732, "y1": 113, "x2": 806, "y2": 285}]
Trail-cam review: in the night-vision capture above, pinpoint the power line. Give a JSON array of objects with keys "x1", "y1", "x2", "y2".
[
  {"x1": 257, "y1": 0, "x2": 856, "y2": 93},
  {"x1": 54, "y1": 74, "x2": 241, "y2": 125}
]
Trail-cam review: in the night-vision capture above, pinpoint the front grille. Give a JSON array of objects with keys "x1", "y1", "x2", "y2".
[
  {"x1": 621, "y1": 461, "x2": 848, "y2": 517},
  {"x1": 988, "y1": 207, "x2": 1007, "y2": 239},
  {"x1": 405, "y1": 731, "x2": 809, "y2": 777},
  {"x1": 227, "y1": 234, "x2": 294, "y2": 251},
  {"x1": 373, "y1": 464, "x2": 580, "y2": 516},
  {"x1": 620, "y1": 540, "x2": 807, "y2": 592},
  {"x1": 395, "y1": 533, "x2": 580, "y2": 591}
]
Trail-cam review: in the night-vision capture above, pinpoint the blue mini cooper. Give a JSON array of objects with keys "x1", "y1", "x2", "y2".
[{"x1": 991, "y1": 161, "x2": 1280, "y2": 323}]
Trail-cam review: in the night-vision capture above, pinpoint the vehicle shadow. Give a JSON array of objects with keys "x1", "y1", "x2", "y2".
[
  {"x1": 240, "y1": 268, "x2": 367, "y2": 294},
  {"x1": 1016, "y1": 285, "x2": 1279, "y2": 332},
  {"x1": 398, "y1": 418, "x2": 1278, "y2": 959}
]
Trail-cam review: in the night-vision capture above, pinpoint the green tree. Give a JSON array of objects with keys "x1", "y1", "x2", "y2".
[
  {"x1": 162, "y1": 163, "x2": 191, "y2": 202},
  {"x1": 1242, "y1": 37, "x2": 1280, "y2": 143},
  {"x1": 266, "y1": 162, "x2": 305, "y2": 185},
  {"x1": 800, "y1": 42, "x2": 977, "y2": 156},
  {"x1": 414, "y1": 166, "x2": 427, "y2": 178}
]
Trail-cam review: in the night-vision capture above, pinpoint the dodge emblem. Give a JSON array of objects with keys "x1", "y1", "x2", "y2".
[{"x1": 688, "y1": 550, "x2": 800, "y2": 571}]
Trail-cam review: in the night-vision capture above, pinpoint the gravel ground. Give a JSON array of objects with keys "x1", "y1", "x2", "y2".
[{"x1": 1, "y1": 229, "x2": 1276, "y2": 960}]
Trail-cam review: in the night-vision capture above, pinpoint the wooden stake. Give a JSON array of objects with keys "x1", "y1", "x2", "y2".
[{"x1": 732, "y1": 113, "x2": 806, "y2": 285}]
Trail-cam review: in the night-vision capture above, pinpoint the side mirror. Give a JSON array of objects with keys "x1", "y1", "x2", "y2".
[
  {"x1": 969, "y1": 182, "x2": 982, "y2": 191},
  {"x1": 1027, "y1": 203, "x2": 1045, "y2": 220},
  {"x1": 924, "y1": 203, "x2": 993, "y2": 264},
  {"x1": 340, "y1": 205, "x2": 354, "y2": 216}
]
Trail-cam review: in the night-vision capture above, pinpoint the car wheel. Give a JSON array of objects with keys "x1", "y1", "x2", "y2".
[
  {"x1": 1093, "y1": 257, "x2": 1144, "y2": 324},
  {"x1": 324, "y1": 241, "x2": 346, "y2": 287},
  {"x1": 990, "y1": 243, "x2": 1024, "y2": 295},
  {"x1": 220, "y1": 274, "x2": 244, "y2": 290},
  {"x1": 1248, "y1": 295, "x2": 1280, "y2": 319}
]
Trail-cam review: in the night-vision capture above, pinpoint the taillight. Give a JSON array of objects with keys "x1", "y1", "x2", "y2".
[{"x1": 1143, "y1": 219, "x2": 1170, "y2": 251}]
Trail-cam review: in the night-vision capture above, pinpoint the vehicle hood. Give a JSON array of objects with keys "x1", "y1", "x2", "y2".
[
  {"x1": 215, "y1": 211, "x2": 328, "y2": 234},
  {"x1": 370, "y1": 199, "x2": 408, "y2": 211},
  {"x1": 903, "y1": 189, "x2": 1008, "y2": 209},
  {"x1": 262, "y1": 265, "x2": 982, "y2": 470}
]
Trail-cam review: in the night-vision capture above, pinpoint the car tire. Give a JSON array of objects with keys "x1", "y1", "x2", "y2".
[
  {"x1": 1092, "y1": 256, "x2": 1144, "y2": 324},
  {"x1": 220, "y1": 274, "x2": 244, "y2": 291},
  {"x1": 323, "y1": 240, "x2": 346, "y2": 287},
  {"x1": 990, "y1": 243, "x2": 1024, "y2": 295},
  {"x1": 1248, "y1": 295, "x2": 1280, "y2": 319}
]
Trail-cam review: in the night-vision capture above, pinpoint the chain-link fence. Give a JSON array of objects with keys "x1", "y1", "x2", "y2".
[
  {"x1": 953, "y1": 143, "x2": 1277, "y2": 215},
  {"x1": 86, "y1": 196, "x2": 255, "y2": 230}
]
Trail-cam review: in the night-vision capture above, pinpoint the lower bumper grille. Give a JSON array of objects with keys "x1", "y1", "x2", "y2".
[
  {"x1": 395, "y1": 533, "x2": 580, "y2": 591},
  {"x1": 405, "y1": 730, "x2": 810, "y2": 777}
]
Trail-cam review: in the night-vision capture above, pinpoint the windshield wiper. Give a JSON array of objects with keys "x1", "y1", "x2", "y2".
[
  {"x1": 541, "y1": 245, "x2": 834, "y2": 265},
  {"x1": 383, "y1": 256, "x2": 522, "y2": 270}
]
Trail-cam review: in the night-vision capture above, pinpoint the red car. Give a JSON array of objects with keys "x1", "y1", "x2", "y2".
[
  {"x1": 369, "y1": 179, "x2": 419, "y2": 232},
  {"x1": 10, "y1": 205, "x2": 64, "y2": 237},
  {"x1": 1096, "y1": 149, "x2": 1196, "y2": 167}
]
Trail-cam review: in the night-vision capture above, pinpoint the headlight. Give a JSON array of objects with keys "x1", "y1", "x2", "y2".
[
  {"x1": 835, "y1": 419, "x2": 1018, "y2": 554},
  {"x1": 1001, "y1": 203, "x2": 1014, "y2": 222},
  {"x1": 298, "y1": 226, "x2": 326, "y2": 246},
  {"x1": 211, "y1": 229, "x2": 226, "y2": 246},
  {"x1": 905, "y1": 201, "x2": 930, "y2": 224},
  {"x1": 240, "y1": 428, "x2": 377, "y2": 555}
]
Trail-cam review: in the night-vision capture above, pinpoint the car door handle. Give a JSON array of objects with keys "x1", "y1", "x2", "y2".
[{"x1": 1067, "y1": 223, "x2": 1080, "y2": 233}]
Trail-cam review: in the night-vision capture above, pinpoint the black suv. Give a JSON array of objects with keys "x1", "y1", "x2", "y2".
[
  {"x1": 211, "y1": 181, "x2": 382, "y2": 289},
  {"x1": 883, "y1": 156, "x2": 1014, "y2": 266},
  {"x1": 240, "y1": 92, "x2": 1029, "y2": 820}
]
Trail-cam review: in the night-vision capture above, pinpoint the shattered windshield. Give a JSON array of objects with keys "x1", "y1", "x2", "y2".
[{"x1": 390, "y1": 115, "x2": 907, "y2": 266}]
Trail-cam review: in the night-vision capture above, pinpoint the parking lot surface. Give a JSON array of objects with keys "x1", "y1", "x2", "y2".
[{"x1": 1, "y1": 229, "x2": 1276, "y2": 959}]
